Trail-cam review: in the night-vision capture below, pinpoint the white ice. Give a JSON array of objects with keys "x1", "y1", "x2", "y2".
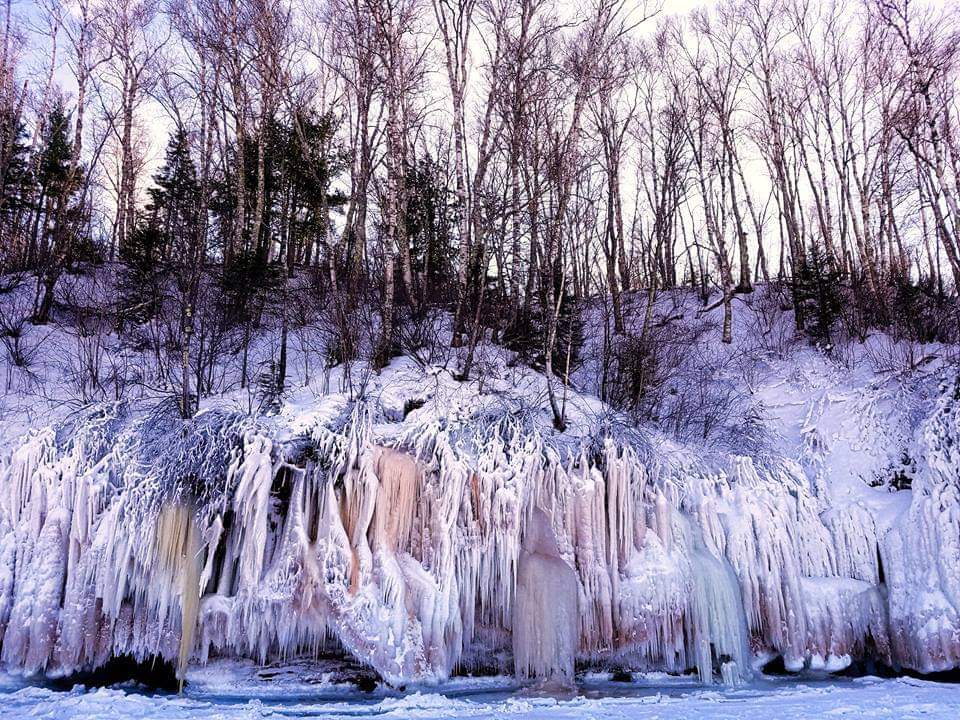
[{"x1": 0, "y1": 341, "x2": 959, "y2": 688}]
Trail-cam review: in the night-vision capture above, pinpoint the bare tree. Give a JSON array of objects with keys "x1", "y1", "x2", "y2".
[{"x1": 99, "y1": 0, "x2": 166, "y2": 260}]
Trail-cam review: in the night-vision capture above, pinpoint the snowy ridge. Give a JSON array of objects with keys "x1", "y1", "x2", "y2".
[{"x1": 0, "y1": 358, "x2": 959, "y2": 687}]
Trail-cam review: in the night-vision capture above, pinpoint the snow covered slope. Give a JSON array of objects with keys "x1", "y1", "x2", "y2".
[{"x1": 0, "y1": 312, "x2": 959, "y2": 688}]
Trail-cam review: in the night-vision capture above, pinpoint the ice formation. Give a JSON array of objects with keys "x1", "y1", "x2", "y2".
[
  {"x1": 513, "y1": 508, "x2": 579, "y2": 683},
  {"x1": 0, "y1": 368, "x2": 959, "y2": 688}
]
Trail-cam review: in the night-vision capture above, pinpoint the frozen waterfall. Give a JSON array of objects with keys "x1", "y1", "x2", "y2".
[
  {"x1": 0, "y1": 376, "x2": 958, "y2": 688},
  {"x1": 513, "y1": 508, "x2": 579, "y2": 684}
]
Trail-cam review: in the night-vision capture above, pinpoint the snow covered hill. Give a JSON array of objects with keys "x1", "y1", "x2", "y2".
[{"x1": 0, "y1": 288, "x2": 959, "y2": 690}]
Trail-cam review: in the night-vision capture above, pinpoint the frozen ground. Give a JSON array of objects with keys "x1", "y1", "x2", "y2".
[{"x1": 1, "y1": 670, "x2": 959, "y2": 719}]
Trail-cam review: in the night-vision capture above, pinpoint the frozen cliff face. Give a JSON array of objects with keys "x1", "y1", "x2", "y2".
[
  {"x1": 0, "y1": 363, "x2": 959, "y2": 688},
  {"x1": 883, "y1": 377, "x2": 960, "y2": 672}
]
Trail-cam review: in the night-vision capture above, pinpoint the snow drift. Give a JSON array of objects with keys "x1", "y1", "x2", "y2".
[{"x1": 0, "y1": 359, "x2": 959, "y2": 688}]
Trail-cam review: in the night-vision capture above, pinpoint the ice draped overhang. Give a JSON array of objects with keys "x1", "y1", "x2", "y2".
[{"x1": 0, "y1": 372, "x2": 959, "y2": 688}]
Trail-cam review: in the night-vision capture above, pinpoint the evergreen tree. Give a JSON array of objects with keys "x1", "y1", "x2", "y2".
[
  {"x1": 140, "y1": 128, "x2": 200, "y2": 262},
  {"x1": 29, "y1": 100, "x2": 75, "y2": 268},
  {"x1": 118, "y1": 221, "x2": 167, "y2": 325},
  {"x1": 0, "y1": 105, "x2": 31, "y2": 268},
  {"x1": 209, "y1": 111, "x2": 346, "y2": 274},
  {"x1": 795, "y1": 247, "x2": 844, "y2": 349},
  {"x1": 270, "y1": 111, "x2": 347, "y2": 272},
  {"x1": 119, "y1": 130, "x2": 200, "y2": 325},
  {"x1": 0, "y1": 106, "x2": 31, "y2": 219},
  {"x1": 37, "y1": 103, "x2": 73, "y2": 193},
  {"x1": 29, "y1": 100, "x2": 88, "y2": 324},
  {"x1": 405, "y1": 154, "x2": 456, "y2": 303}
]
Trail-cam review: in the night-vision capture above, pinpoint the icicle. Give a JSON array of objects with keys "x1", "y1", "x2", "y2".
[
  {"x1": 678, "y1": 513, "x2": 751, "y2": 684},
  {"x1": 153, "y1": 503, "x2": 201, "y2": 690},
  {"x1": 1, "y1": 379, "x2": 959, "y2": 687},
  {"x1": 229, "y1": 433, "x2": 276, "y2": 592},
  {"x1": 370, "y1": 447, "x2": 420, "y2": 553}
]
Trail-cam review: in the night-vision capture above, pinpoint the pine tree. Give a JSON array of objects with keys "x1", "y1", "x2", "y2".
[
  {"x1": 405, "y1": 154, "x2": 456, "y2": 303},
  {"x1": 795, "y1": 247, "x2": 844, "y2": 350},
  {"x1": 39, "y1": 106, "x2": 72, "y2": 188},
  {"x1": 29, "y1": 100, "x2": 75, "y2": 269},
  {"x1": 118, "y1": 222, "x2": 167, "y2": 325},
  {"x1": 119, "y1": 130, "x2": 200, "y2": 326},
  {"x1": 275, "y1": 111, "x2": 347, "y2": 272},
  {"x1": 0, "y1": 107, "x2": 30, "y2": 217},
  {"x1": 0, "y1": 105, "x2": 31, "y2": 267},
  {"x1": 139, "y1": 128, "x2": 200, "y2": 263},
  {"x1": 30, "y1": 100, "x2": 87, "y2": 324}
]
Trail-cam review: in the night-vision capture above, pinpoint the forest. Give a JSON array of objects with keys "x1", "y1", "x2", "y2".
[
  {"x1": 0, "y1": 0, "x2": 958, "y2": 427},
  {"x1": 3, "y1": 2, "x2": 960, "y2": 709}
]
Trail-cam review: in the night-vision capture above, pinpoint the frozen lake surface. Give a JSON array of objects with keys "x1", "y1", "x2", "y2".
[{"x1": 2, "y1": 666, "x2": 959, "y2": 719}]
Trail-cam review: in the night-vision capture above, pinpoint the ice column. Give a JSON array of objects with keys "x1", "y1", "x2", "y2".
[{"x1": 513, "y1": 508, "x2": 579, "y2": 684}]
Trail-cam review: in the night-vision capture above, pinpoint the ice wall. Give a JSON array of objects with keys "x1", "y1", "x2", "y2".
[
  {"x1": 883, "y1": 377, "x2": 960, "y2": 672},
  {"x1": 0, "y1": 375, "x2": 958, "y2": 687}
]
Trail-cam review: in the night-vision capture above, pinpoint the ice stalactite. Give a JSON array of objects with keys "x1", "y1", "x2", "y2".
[
  {"x1": 678, "y1": 513, "x2": 751, "y2": 685},
  {"x1": 1, "y1": 380, "x2": 959, "y2": 687},
  {"x1": 882, "y1": 376, "x2": 960, "y2": 672},
  {"x1": 153, "y1": 504, "x2": 201, "y2": 689},
  {"x1": 1, "y1": 426, "x2": 91, "y2": 675},
  {"x1": 0, "y1": 406, "x2": 263, "y2": 678},
  {"x1": 798, "y1": 577, "x2": 888, "y2": 671},
  {"x1": 229, "y1": 433, "x2": 277, "y2": 594}
]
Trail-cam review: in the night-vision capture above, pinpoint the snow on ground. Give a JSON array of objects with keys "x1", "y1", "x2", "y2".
[{"x1": 2, "y1": 672, "x2": 960, "y2": 719}]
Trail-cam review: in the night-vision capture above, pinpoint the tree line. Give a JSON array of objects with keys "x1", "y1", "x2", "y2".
[{"x1": 0, "y1": 0, "x2": 958, "y2": 427}]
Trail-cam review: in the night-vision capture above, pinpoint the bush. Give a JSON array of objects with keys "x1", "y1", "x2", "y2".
[
  {"x1": 742, "y1": 282, "x2": 800, "y2": 358},
  {"x1": 888, "y1": 276, "x2": 960, "y2": 344},
  {"x1": 602, "y1": 313, "x2": 707, "y2": 422},
  {"x1": 396, "y1": 305, "x2": 450, "y2": 369}
]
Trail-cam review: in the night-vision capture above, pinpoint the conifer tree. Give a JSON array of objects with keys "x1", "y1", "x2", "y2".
[
  {"x1": 795, "y1": 248, "x2": 844, "y2": 350},
  {"x1": 31, "y1": 100, "x2": 85, "y2": 324},
  {"x1": 29, "y1": 100, "x2": 74, "y2": 269},
  {"x1": 142, "y1": 128, "x2": 200, "y2": 262},
  {"x1": 0, "y1": 105, "x2": 31, "y2": 265},
  {"x1": 120, "y1": 130, "x2": 200, "y2": 320}
]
